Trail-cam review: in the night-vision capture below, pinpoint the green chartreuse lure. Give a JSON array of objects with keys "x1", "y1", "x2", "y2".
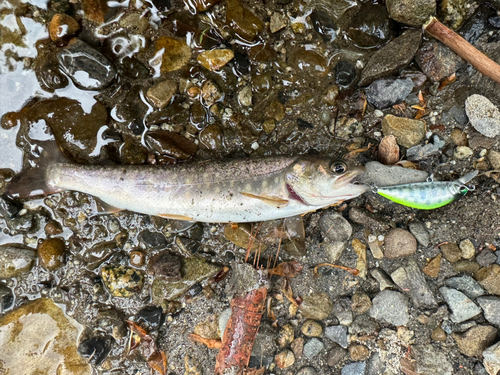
[{"x1": 373, "y1": 170, "x2": 478, "y2": 210}]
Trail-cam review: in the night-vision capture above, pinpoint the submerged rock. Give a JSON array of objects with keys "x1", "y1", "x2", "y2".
[
  {"x1": 198, "y1": 49, "x2": 234, "y2": 71},
  {"x1": 226, "y1": 0, "x2": 264, "y2": 41},
  {"x1": 0, "y1": 298, "x2": 91, "y2": 374},
  {"x1": 154, "y1": 36, "x2": 191, "y2": 73},
  {"x1": 37, "y1": 237, "x2": 66, "y2": 271},
  {"x1": 347, "y1": 3, "x2": 393, "y2": 49},
  {"x1": 101, "y1": 264, "x2": 144, "y2": 297},
  {"x1": 0, "y1": 244, "x2": 36, "y2": 278}
]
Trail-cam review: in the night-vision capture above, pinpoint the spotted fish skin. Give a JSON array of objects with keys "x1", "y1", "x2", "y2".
[{"x1": 377, "y1": 181, "x2": 468, "y2": 210}]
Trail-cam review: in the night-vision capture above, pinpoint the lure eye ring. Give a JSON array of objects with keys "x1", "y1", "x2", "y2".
[{"x1": 330, "y1": 161, "x2": 347, "y2": 174}]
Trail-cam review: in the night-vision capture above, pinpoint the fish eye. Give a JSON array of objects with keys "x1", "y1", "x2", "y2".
[{"x1": 330, "y1": 162, "x2": 347, "y2": 174}]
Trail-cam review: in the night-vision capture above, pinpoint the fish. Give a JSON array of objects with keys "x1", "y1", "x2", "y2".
[
  {"x1": 374, "y1": 170, "x2": 478, "y2": 210},
  {"x1": 6, "y1": 142, "x2": 368, "y2": 223}
]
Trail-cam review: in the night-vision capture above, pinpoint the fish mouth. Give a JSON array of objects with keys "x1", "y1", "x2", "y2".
[{"x1": 336, "y1": 167, "x2": 365, "y2": 185}]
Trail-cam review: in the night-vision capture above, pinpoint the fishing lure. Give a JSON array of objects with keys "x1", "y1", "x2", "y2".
[{"x1": 372, "y1": 170, "x2": 478, "y2": 210}]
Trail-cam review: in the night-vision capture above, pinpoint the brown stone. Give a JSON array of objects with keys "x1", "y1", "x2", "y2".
[
  {"x1": 49, "y1": 14, "x2": 80, "y2": 44},
  {"x1": 440, "y1": 243, "x2": 462, "y2": 263},
  {"x1": 154, "y1": 37, "x2": 191, "y2": 73},
  {"x1": 383, "y1": 228, "x2": 417, "y2": 259},
  {"x1": 423, "y1": 254, "x2": 442, "y2": 278},
  {"x1": 81, "y1": 0, "x2": 107, "y2": 24},
  {"x1": 349, "y1": 345, "x2": 370, "y2": 361},
  {"x1": 378, "y1": 135, "x2": 400, "y2": 165},
  {"x1": 431, "y1": 327, "x2": 447, "y2": 341},
  {"x1": 453, "y1": 325, "x2": 498, "y2": 357},
  {"x1": 475, "y1": 265, "x2": 500, "y2": 295},
  {"x1": 37, "y1": 238, "x2": 65, "y2": 271},
  {"x1": 226, "y1": 0, "x2": 264, "y2": 41},
  {"x1": 197, "y1": 49, "x2": 234, "y2": 71},
  {"x1": 381, "y1": 115, "x2": 426, "y2": 148}
]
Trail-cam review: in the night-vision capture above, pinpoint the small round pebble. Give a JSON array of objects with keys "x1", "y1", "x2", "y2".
[
  {"x1": 44, "y1": 221, "x2": 63, "y2": 235},
  {"x1": 459, "y1": 239, "x2": 475, "y2": 259},
  {"x1": 37, "y1": 238, "x2": 65, "y2": 270},
  {"x1": 129, "y1": 250, "x2": 145, "y2": 267},
  {"x1": 349, "y1": 344, "x2": 370, "y2": 361},
  {"x1": 275, "y1": 350, "x2": 295, "y2": 369},
  {"x1": 277, "y1": 324, "x2": 295, "y2": 347},
  {"x1": 454, "y1": 146, "x2": 473, "y2": 160},
  {"x1": 383, "y1": 228, "x2": 417, "y2": 259},
  {"x1": 431, "y1": 327, "x2": 447, "y2": 341},
  {"x1": 301, "y1": 320, "x2": 323, "y2": 337}
]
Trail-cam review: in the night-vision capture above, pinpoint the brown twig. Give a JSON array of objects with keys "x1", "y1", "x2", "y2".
[
  {"x1": 423, "y1": 17, "x2": 500, "y2": 84},
  {"x1": 313, "y1": 263, "x2": 359, "y2": 276}
]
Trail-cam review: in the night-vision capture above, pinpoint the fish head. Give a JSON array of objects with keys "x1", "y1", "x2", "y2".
[{"x1": 286, "y1": 157, "x2": 368, "y2": 206}]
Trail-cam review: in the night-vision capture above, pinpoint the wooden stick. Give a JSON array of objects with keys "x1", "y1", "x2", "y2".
[{"x1": 423, "y1": 17, "x2": 500, "y2": 85}]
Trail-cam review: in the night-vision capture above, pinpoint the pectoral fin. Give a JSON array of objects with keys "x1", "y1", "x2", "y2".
[
  {"x1": 157, "y1": 213, "x2": 194, "y2": 221},
  {"x1": 240, "y1": 192, "x2": 289, "y2": 208}
]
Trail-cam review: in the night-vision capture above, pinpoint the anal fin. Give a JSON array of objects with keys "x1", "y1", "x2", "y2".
[
  {"x1": 240, "y1": 192, "x2": 289, "y2": 208},
  {"x1": 157, "y1": 213, "x2": 194, "y2": 221}
]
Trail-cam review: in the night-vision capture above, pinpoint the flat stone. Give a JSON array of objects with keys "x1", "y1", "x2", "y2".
[
  {"x1": 440, "y1": 242, "x2": 462, "y2": 263},
  {"x1": 370, "y1": 268, "x2": 395, "y2": 290},
  {"x1": 348, "y1": 207, "x2": 390, "y2": 232},
  {"x1": 0, "y1": 244, "x2": 36, "y2": 278},
  {"x1": 415, "y1": 41, "x2": 462, "y2": 82},
  {"x1": 381, "y1": 115, "x2": 426, "y2": 148},
  {"x1": 324, "y1": 325, "x2": 349, "y2": 348},
  {"x1": 391, "y1": 259, "x2": 438, "y2": 308},
  {"x1": 359, "y1": 161, "x2": 428, "y2": 186},
  {"x1": 453, "y1": 325, "x2": 498, "y2": 357},
  {"x1": 299, "y1": 292, "x2": 333, "y2": 320},
  {"x1": 406, "y1": 135, "x2": 445, "y2": 161},
  {"x1": 408, "y1": 221, "x2": 430, "y2": 247},
  {"x1": 383, "y1": 229, "x2": 417, "y2": 259},
  {"x1": 0, "y1": 298, "x2": 91, "y2": 374},
  {"x1": 370, "y1": 290, "x2": 409, "y2": 326},
  {"x1": 439, "y1": 286, "x2": 481, "y2": 323},
  {"x1": 303, "y1": 338, "x2": 325, "y2": 359},
  {"x1": 154, "y1": 36, "x2": 191, "y2": 73},
  {"x1": 413, "y1": 344, "x2": 453, "y2": 375},
  {"x1": 475, "y1": 265, "x2": 500, "y2": 295},
  {"x1": 349, "y1": 315, "x2": 379, "y2": 336},
  {"x1": 465, "y1": 94, "x2": 500, "y2": 138},
  {"x1": 147, "y1": 80, "x2": 178, "y2": 109},
  {"x1": 477, "y1": 250, "x2": 498, "y2": 267},
  {"x1": 367, "y1": 353, "x2": 386, "y2": 375},
  {"x1": 386, "y1": 0, "x2": 436, "y2": 26},
  {"x1": 477, "y1": 296, "x2": 500, "y2": 327},
  {"x1": 270, "y1": 12, "x2": 287, "y2": 33},
  {"x1": 327, "y1": 343, "x2": 347, "y2": 366},
  {"x1": 341, "y1": 361, "x2": 367, "y2": 375},
  {"x1": 366, "y1": 78, "x2": 414, "y2": 109},
  {"x1": 319, "y1": 211, "x2": 352, "y2": 242},
  {"x1": 332, "y1": 298, "x2": 353, "y2": 326},
  {"x1": 148, "y1": 251, "x2": 182, "y2": 281},
  {"x1": 459, "y1": 238, "x2": 476, "y2": 259},
  {"x1": 324, "y1": 241, "x2": 346, "y2": 263},
  {"x1": 483, "y1": 341, "x2": 500, "y2": 375},
  {"x1": 197, "y1": 49, "x2": 234, "y2": 71},
  {"x1": 58, "y1": 38, "x2": 115, "y2": 90},
  {"x1": 359, "y1": 29, "x2": 422, "y2": 86},
  {"x1": 445, "y1": 275, "x2": 484, "y2": 299},
  {"x1": 423, "y1": 254, "x2": 442, "y2": 278}
]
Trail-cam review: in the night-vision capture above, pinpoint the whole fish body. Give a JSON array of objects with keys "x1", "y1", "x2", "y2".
[{"x1": 7, "y1": 145, "x2": 367, "y2": 223}]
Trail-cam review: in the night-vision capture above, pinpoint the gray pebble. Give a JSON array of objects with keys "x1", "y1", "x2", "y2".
[
  {"x1": 477, "y1": 296, "x2": 500, "y2": 327},
  {"x1": 326, "y1": 343, "x2": 347, "y2": 367},
  {"x1": 319, "y1": 211, "x2": 352, "y2": 242},
  {"x1": 370, "y1": 290, "x2": 409, "y2": 326},
  {"x1": 367, "y1": 353, "x2": 386, "y2": 375},
  {"x1": 439, "y1": 287, "x2": 482, "y2": 323},
  {"x1": 332, "y1": 298, "x2": 353, "y2": 326},
  {"x1": 341, "y1": 361, "x2": 367, "y2": 375},
  {"x1": 408, "y1": 221, "x2": 430, "y2": 247},
  {"x1": 349, "y1": 315, "x2": 379, "y2": 336},
  {"x1": 477, "y1": 249, "x2": 498, "y2": 267},
  {"x1": 219, "y1": 308, "x2": 232, "y2": 334},
  {"x1": 0, "y1": 244, "x2": 36, "y2": 278},
  {"x1": 465, "y1": 94, "x2": 500, "y2": 138},
  {"x1": 359, "y1": 161, "x2": 428, "y2": 187},
  {"x1": 366, "y1": 78, "x2": 414, "y2": 109},
  {"x1": 413, "y1": 344, "x2": 453, "y2": 375},
  {"x1": 295, "y1": 366, "x2": 318, "y2": 375},
  {"x1": 303, "y1": 338, "x2": 325, "y2": 359},
  {"x1": 391, "y1": 259, "x2": 437, "y2": 308},
  {"x1": 445, "y1": 275, "x2": 484, "y2": 299},
  {"x1": 324, "y1": 325, "x2": 349, "y2": 348}
]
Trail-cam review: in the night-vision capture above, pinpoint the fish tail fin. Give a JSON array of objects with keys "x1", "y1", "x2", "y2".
[{"x1": 6, "y1": 141, "x2": 68, "y2": 199}]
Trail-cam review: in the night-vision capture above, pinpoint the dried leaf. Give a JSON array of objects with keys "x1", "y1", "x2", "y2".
[
  {"x1": 269, "y1": 261, "x2": 303, "y2": 278},
  {"x1": 313, "y1": 263, "x2": 359, "y2": 276},
  {"x1": 438, "y1": 73, "x2": 456, "y2": 91},
  {"x1": 395, "y1": 160, "x2": 419, "y2": 169},
  {"x1": 343, "y1": 143, "x2": 372, "y2": 160},
  {"x1": 378, "y1": 135, "x2": 400, "y2": 165},
  {"x1": 283, "y1": 279, "x2": 299, "y2": 307},
  {"x1": 148, "y1": 351, "x2": 168, "y2": 375}
]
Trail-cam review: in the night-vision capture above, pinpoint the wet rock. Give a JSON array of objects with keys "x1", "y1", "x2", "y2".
[
  {"x1": 145, "y1": 131, "x2": 197, "y2": 160},
  {"x1": 301, "y1": 320, "x2": 323, "y2": 337},
  {"x1": 0, "y1": 244, "x2": 36, "y2": 278},
  {"x1": 78, "y1": 337, "x2": 112, "y2": 366},
  {"x1": 439, "y1": 0, "x2": 470, "y2": 29},
  {"x1": 445, "y1": 275, "x2": 484, "y2": 299},
  {"x1": 391, "y1": 259, "x2": 437, "y2": 308},
  {"x1": 477, "y1": 249, "x2": 498, "y2": 267},
  {"x1": 326, "y1": 343, "x2": 347, "y2": 366},
  {"x1": 439, "y1": 286, "x2": 481, "y2": 323},
  {"x1": 325, "y1": 241, "x2": 346, "y2": 263},
  {"x1": 359, "y1": 29, "x2": 422, "y2": 86},
  {"x1": 0, "y1": 298, "x2": 91, "y2": 374},
  {"x1": 275, "y1": 350, "x2": 295, "y2": 368},
  {"x1": 319, "y1": 211, "x2": 352, "y2": 242},
  {"x1": 148, "y1": 251, "x2": 182, "y2": 281},
  {"x1": 199, "y1": 124, "x2": 224, "y2": 151},
  {"x1": 431, "y1": 327, "x2": 447, "y2": 341},
  {"x1": 303, "y1": 338, "x2": 325, "y2": 359},
  {"x1": 453, "y1": 325, "x2": 498, "y2": 357},
  {"x1": 465, "y1": 94, "x2": 500, "y2": 138},
  {"x1": 370, "y1": 268, "x2": 395, "y2": 291},
  {"x1": 198, "y1": 49, "x2": 234, "y2": 71},
  {"x1": 277, "y1": 323, "x2": 294, "y2": 347},
  {"x1": 299, "y1": 292, "x2": 333, "y2": 321},
  {"x1": 409, "y1": 221, "x2": 430, "y2": 247},
  {"x1": 366, "y1": 78, "x2": 414, "y2": 109},
  {"x1": 270, "y1": 12, "x2": 287, "y2": 33},
  {"x1": 136, "y1": 305, "x2": 164, "y2": 331},
  {"x1": 350, "y1": 345, "x2": 369, "y2": 361},
  {"x1": 381, "y1": 114, "x2": 425, "y2": 148},
  {"x1": 476, "y1": 265, "x2": 500, "y2": 295},
  {"x1": 81, "y1": 0, "x2": 107, "y2": 24},
  {"x1": 37, "y1": 238, "x2": 65, "y2": 271},
  {"x1": 348, "y1": 207, "x2": 390, "y2": 232},
  {"x1": 237, "y1": 85, "x2": 252, "y2": 107},
  {"x1": 383, "y1": 229, "x2": 417, "y2": 259},
  {"x1": 183, "y1": 0, "x2": 220, "y2": 12},
  {"x1": 335, "y1": 60, "x2": 356, "y2": 88},
  {"x1": 347, "y1": 3, "x2": 393, "y2": 48},
  {"x1": 484, "y1": 341, "x2": 500, "y2": 375},
  {"x1": 0, "y1": 284, "x2": 14, "y2": 313},
  {"x1": 58, "y1": 39, "x2": 115, "y2": 90},
  {"x1": 224, "y1": 223, "x2": 267, "y2": 252},
  {"x1": 325, "y1": 325, "x2": 349, "y2": 348},
  {"x1": 478, "y1": 297, "x2": 500, "y2": 327},
  {"x1": 413, "y1": 344, "x2": 453, "y2": 375},
  {"x1": 288, "y1": 45, "x2": 328, "y2": 75},
  {"x1": 341, "y1": 361, "x2": 366, "y2": 375},
  {"x1": 49, "y1": 14, "x2": 80, "y2": 45},
  {"x1": 139, "y1": 229, "x2": 167, "y2": 249},
  {"x1": 440, "y1": 242, "x2": 462, "y2": 263},
  {"x1": 370, "y1": 290, "x2": 409, "y2": 326},
  {"x1": 407, "y1": 134, "x2": 445, "y2": 161},
  {"x1": 154, "y1": 36, "x2": 191, "y2": 73},
  {"x1": 386, "y1": 0, "x2": 436, "y2": 26},
  {"x1": 101, "y1": 264, "x2": 144, "y2": 297},
  {"x1": 351, "y1": 291, "x2": 372, "y2": 315},
  {"x1": 226, "y1": 0, "x2": 264, "y2": 41},
  {"x1": 147, "y1": 80, "x2": 177, "y2": 109},
  {"x1": 310, "y1": 10, "x2": 337, "y2": 42},
  {"x1": 201, "y1": 79, "x2": 223, "y2": 106},
  {"x1": 151, "y1": 256, "x2": 220, "y2": 302},
  {"x1": 359, "y1": 161, "x2": 428, "y2": 187},
  {"x1": 415, "y1": 41, "x2": 462, "y2": 82}
]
